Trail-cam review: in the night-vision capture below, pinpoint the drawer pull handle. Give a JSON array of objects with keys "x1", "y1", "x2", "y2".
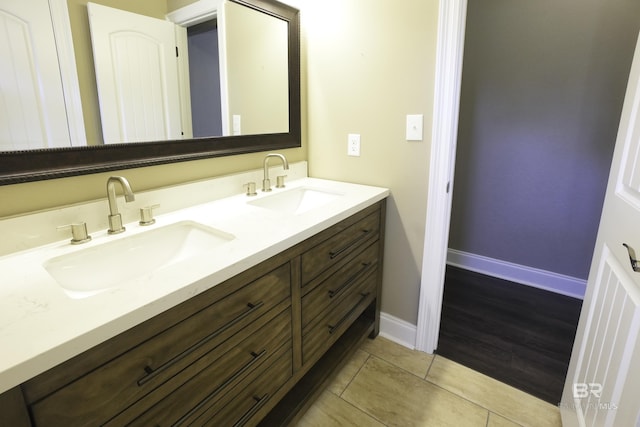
[
  {"x1": 328, "y1": 292, "x2": 371, "y2": 334},
  {"x1": 172, "y1": 350, "x2": 267, "y2": 426},
  {"x1": 329, "y1": 229, "x2": 372, "y2": 259},
  {"x1": 233, "y1": 393, "x2": 270, "y2": 427},
  {"x1": 138, "y1": 301, "x2": 265, "y2": 386},
  {"x1": 328, "y1": 262, "x2": 373, "y2": 298}
]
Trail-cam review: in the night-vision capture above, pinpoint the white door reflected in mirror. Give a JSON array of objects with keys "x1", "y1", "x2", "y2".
[
  {"x1": 0, "y1": 0, "x2": 83, "y2": 150},
  {"x1": 88, "y1": 2, "x2": 187, "y2": 144}
]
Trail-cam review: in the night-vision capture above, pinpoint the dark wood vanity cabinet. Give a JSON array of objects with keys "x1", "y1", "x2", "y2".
[{"x1": 2, "y1": 200, "x2": 386, "y2": 426}]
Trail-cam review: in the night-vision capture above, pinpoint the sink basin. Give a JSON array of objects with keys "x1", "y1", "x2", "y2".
[
  {"x1": 248, "y1": 187, "x2": 343, "y2": 214},
  {"x1": 44, "y1": 221, "x2": 234, "y2": 298}
]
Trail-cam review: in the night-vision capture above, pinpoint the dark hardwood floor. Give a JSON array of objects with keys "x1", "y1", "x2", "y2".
[{"x1": 437, "y1": 265, "x2": 583, "y2": 404}]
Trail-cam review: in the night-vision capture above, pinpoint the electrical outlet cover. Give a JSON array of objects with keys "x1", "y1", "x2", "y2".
[{"x1": 348, "y1": 133, "x2": 361, "y2": 156}]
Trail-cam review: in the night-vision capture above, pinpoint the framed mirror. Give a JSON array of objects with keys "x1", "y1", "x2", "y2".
[{"x1": 0, "y1": 0, "x2": 300, "y2": 186}]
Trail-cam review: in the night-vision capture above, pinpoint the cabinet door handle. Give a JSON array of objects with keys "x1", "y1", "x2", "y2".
[
  {"x1": 232, "y1": 393, "x2": 270, "y2": 427},
  {"x1": 329, "y1": 262, "x2": 373, "y2": 298},
  {"x1": 329, "y1": 229, "x2": 372, "y2": 259},
  {"x1": 328, "y1": 292, "x2": 371, "y2": 334},
  {"x1": 138, "y1": 301, "x2": 264, "y2": 386}
]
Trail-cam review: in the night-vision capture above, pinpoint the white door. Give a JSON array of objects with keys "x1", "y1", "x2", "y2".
[
  {"x1": 88, "y1": 3, "x2": 185, "y2": 144},
  {"x1": 0, "y1": 0, "x2": 72, "y2": 150},
  {"x1": 561, "y1": 33, "x2": 640, "y2": 427}
]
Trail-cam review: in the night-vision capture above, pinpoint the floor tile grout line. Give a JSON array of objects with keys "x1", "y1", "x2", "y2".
[
  {"x1": 426, "y1": 355, "x2": 559, "y2": 426},
  {"x1": 424, "y1": 352, "x2": 436, "y2": 380},
  {"x1": 319, "y1": 339, "x2": 546, "y2": 427},
  {"x1": 488, "y1": 411, "x2": 528, "y2": 427},
  {"x1": 424, "y1": 374, "x2": 542, "y2": 427},
  {"x1": 355, "y1": 349, "x2": 494, "y2": 425},
  {"x1": 360, "y1": 342, "x2": 436, "y2": 380},
  {"x1": 426, "y1": 356, "x2": 542, "y2": 425},
  {"x1": 339, "y1": 392, "x2": 390, "y2": 427},
  {"x1": 422, "y1": 376, "x2": 492, "y2": 421},
  {"x1": 329, "y1": 351, "x2": 391, "y2": 427},
  {"x1": 336, "y1": 352, "x2": 372, "y2": 398},
  {"x1": 337, "y1": 347, "x2": 437, "y2": 426},
  {"x1": 364, "y1": 340, "x2": 557, "y2": 425}
]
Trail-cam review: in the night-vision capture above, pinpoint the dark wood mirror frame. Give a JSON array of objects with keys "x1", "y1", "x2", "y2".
[{"x1": 0, "y1": 0, "x2": 300, "y2": 186}]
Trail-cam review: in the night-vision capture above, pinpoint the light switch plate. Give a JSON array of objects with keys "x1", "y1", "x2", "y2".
[
  {"x1": 348, "y1": 134, "x2": 361, "y2": 156},
  {"x1": 232, "y1": 115, "x2": 241, "y2": 135},
  {"x1": 406, "y1": 114, "x2": 423, "y2": 141}
]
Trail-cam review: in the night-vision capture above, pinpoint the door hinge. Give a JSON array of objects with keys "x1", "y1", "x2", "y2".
[
  {"x1": 176, "y1": 46, "x2": 179, "y2": 57},
  {"x1": 446, "y1": 181, "x2": 451, "y2": 193}
]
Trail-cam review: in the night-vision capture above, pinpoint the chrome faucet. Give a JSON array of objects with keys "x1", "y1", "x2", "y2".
[
  {"x1": 262, "y1": 153, "x2": 289, "y2": 192},
  {"x1": 106, "y1": 176, "x2": 135, "y2": 234}
]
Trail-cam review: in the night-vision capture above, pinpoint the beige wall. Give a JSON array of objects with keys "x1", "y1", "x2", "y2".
[
  {"x1": 166, "y1": 0, "x2": 196, "y2": 11},
  {"x1": 298, "y1": 0, "x2": 439, "y2": 324},
  {"x1": 225, "y1": 1, "x2": 289, "y2": 134}
]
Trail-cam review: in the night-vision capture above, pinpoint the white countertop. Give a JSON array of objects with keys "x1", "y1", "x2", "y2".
[{"x1": 0, "y1": 177, "x2": 388, "y2": 394}]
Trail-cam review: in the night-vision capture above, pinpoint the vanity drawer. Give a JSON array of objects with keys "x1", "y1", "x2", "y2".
[
  {"x1": 117, "y1": 310, "x2": 292, "y2": 426},
  {"x1": 28, "y1": 263, "x2": 291, "y2": 426},
  {"x1": 302, "y1": 269, "x2": 377, "y2": 364},
  {"x1": 301, "y1": 242, "x2": 378, "y2": 329},
  {"x1": 301, "y1": 209, "x2": 380, "y2": 286},
  {"x1": 198, "y1": 347, "x2": 293, "y2": 427}
]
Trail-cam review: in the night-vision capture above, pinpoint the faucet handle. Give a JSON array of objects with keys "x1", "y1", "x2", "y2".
[
  {"x1": 244, "y1": 182, "x2": 257, "y2": 196},
  {"x1": 276, "y1": 175, "x2": 287, "y2": 189},
  {"x1": 139, "y1": 204, "x2": 160, "y2": 226},
  {"x1": 57, "y1": 222, "x2": 92, "y2": 245}
]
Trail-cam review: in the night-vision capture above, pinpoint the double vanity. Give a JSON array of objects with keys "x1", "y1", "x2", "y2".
[{"x1": 0, "y1": 162, "x2": 388, "y2": 426}]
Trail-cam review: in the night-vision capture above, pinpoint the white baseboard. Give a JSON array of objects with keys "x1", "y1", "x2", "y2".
[
  {"x1": 379, "y1": 312, "x2": 418, "y2": 350},
  {"x1": 447, "y1": 249, "x2": 586, "y2": 299}
]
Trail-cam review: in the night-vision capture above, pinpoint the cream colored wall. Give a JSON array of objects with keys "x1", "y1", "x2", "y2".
[
  {"x1": 225, "y1": 1, "x2": 289, "y2": 134},
  {"x1": 298, "y1": 0, "x2": 439, "y2": 325},
  {"x1": 167, "y1": 0, "x2": 196, "y2": 11}
]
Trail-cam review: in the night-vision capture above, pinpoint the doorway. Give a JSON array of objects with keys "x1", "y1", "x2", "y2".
[{"x1": 417, "y1": 0, "x2": 640, "y2": 355}]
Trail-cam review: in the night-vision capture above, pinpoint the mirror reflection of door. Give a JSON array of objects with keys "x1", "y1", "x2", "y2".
[
  {"x1": 0, "y1": 0, "x2": 76, "y2": 150},
  {"x1": 88, "y1": 2, "x2": 188, "y2": 144}
]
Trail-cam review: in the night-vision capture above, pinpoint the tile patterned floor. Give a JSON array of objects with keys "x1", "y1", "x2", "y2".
[{"x1": 295, "y1": 336, "x2": 562, "y2": 427}]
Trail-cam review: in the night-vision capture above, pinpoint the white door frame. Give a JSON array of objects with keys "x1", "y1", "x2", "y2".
[
  {"x1": 415, "y1": 0, "x2": 467, "y2": 353},
  {"x1": 167, "y1": 0, "x2": 230, "y2": 136}
]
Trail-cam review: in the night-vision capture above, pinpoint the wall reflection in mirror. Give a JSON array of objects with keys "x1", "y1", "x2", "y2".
[{"x1": 0, "y1": 0, "x2": 289, "y2": 151}]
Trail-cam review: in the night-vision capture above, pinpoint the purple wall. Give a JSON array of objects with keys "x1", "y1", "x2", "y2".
[
  {"x1": 448, "y1": 0, "x2": 640, "y2": 279},
  {"x1": 188, "y1": 23, "x2": 223, "y2": 137}
]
